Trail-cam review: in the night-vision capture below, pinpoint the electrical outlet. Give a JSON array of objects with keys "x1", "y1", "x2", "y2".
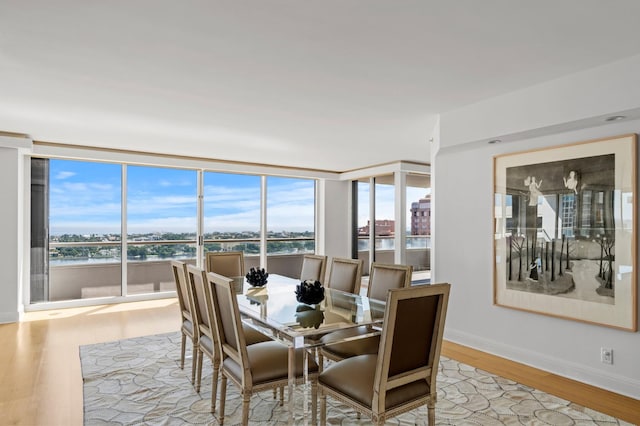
[{"x1": 601, "y1": 347, "x2": 613, "y2": 364}]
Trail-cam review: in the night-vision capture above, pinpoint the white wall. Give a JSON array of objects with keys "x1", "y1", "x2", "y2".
[
  {"x1": 0, "y1": 137, "x2": 31, "y2": 323},
  {"x1": 433, "y1": 57, "x2": 640, "y2": 399},
  {"x1": 440, "y1": 53, "x2": 640, "y2": 148},
  {"x1": 318, "y1": 179, "x2": 351, "y2": 264}
]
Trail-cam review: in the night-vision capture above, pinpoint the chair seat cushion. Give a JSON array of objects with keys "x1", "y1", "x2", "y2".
[
  {"x1": 200, "y1": 334, "x2": 214, "y2": 355},
  {"x1": 223, "y1": 341, "x2": 319, "y2": 385},
  {"x1": 242, "y1": 324, "x2": 272, "y2": 345},
  {"x1": 182, "y1": 319, "x2": 194, "y2": 336},
  {"x1": 200, "y1": 327, "x2": 266, "y2": 358},
  {"x1": 320, "y1": 326, "x2": 380, "y2": 358},
  {"x1": 319, "y1": 354, "x2": 430, "y2": 410}
]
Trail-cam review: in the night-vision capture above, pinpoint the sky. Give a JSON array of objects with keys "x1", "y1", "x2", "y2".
[
  {"x1": 357, "y1": 181, "x2": 430, "y2": 228},
  {"x1": 49, "y1": 159, "x2": 429, "y2": 235}
]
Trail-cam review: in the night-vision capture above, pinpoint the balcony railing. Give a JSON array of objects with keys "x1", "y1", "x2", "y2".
[{"x1": 42, "y1": 238, "x2": 429, "y2": 303}]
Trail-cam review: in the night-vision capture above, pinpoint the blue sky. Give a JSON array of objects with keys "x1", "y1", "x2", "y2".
[
  {"x1": 357, "y1": 182, "x2": 429, "y2": 228},
  {"x1": 49, "y1": 159, "x2": 428, "y2": 235},
  {"x1": 49, "y1": 159, "x2": 317, "y2": 235}
]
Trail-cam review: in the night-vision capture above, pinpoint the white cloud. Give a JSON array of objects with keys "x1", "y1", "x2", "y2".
[
  {"x1": 54, "y1": 171, "x2": 76, "y2": 180},
  {"x1": 128, "y1": 216, "x2": 198, "y2": 234},
  {"x1": 50, "y1": 174, "x2": 319, "y2": 233}
]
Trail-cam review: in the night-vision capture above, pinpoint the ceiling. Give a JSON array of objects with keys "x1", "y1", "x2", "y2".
[{"x1": 2, "y1": 1, "x2": 640, "y2": 172}]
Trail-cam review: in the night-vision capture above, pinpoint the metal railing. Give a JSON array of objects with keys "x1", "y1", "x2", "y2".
[{"x1": 43, "y1": 237, "x2": 429, "y2": 303}]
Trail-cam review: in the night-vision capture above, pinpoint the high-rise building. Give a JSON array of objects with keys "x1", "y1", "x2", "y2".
[
  {"x1": 358, "y1": 219, "x2": 395, "y2": 236},
  {"x1": 410, "y1": 195, "x2": 431, "y2": 236}
]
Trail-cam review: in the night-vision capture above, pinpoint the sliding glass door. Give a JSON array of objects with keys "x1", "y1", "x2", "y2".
[
  {"x1": 352, "y1": 171, "x2": 430, "y2": 277},
  {"x1": 30, "y1": 156, "x2": 318, "y2": 305},
  {"x1": 126, "y1": 165, "x2": 197, "y2": 295},
  {"x1": 406, "y1": 173, "x2": 431, "y2": 274},
  {"x1": 43, "y1": 159, "x2": 122, "y2": 301},
  {"x1": 203, "y1": 172, "x2": 261, "y2": 256}
]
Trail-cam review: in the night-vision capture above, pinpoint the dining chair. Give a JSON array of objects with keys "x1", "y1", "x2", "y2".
[
  {"x1": 326, "y1": 257, "x2": 363, "y2": 294},
  {"x1": 366, "y1": 262, "x2": 413, "y2": 301},
  {"x1": 171, "y1": 260, "x2": 199, "y2": 384},
  {"x1": 186, "y1": 265, "x2": 271, "y2": 413},
  {"x1": 300, "y1": 254, "x2": 327, "y2": 282},
  {"x1": 206, "y1": 251, "x2": 245, "y2": 277},
  {"x1": 317, "y1": 263, "x2": 413, "y2": 368},
  {"x1": 319, "y1": 283, "x2": 450, "y2": 425},
  {"x1": 209, "y1": 271, "x2": 320, "y2": 425}
]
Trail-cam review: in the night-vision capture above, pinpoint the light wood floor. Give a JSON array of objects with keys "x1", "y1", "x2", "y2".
[{"x1": 0, "y1": 298, "x2": 637, "y2": 425}]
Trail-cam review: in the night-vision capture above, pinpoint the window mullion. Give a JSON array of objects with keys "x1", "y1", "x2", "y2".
[
  {"x1": 121, "y1": 164, "x2": 128, "y2": 296},
  {"x1": 197, "y1": 170, "x2": 204, "y2": 268},
  {"x1": 260, "y1": 175, "x2": 267, "y2": 269}
]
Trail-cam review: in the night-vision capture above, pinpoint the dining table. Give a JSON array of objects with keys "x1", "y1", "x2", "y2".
[{"x1": 234, "y1": 273, "x2": 386, "y2": 424}]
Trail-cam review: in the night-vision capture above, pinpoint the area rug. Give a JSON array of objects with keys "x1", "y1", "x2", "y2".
[{"x1": 80, "y1": 332, "x2": 630, "y2": 425}]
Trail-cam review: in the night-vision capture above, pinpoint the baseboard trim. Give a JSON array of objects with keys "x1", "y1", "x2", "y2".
[
  {"x1": 445, "y1": 328, "x2": 640, "y2": 399},
  {"x1": 0, "y1": 311, "x2": 20, "y2": 324}
]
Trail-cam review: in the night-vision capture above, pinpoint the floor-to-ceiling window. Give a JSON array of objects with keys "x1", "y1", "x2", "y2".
[
  {"x1": 30, "y1": 156, "x2": 318, "y2": 305},
  {"x1": 374, "y1": 175, "x2": 395, "y2": 264},
  {"x1": 126, "y1": 165, "x2": 197, "y2": 295},
  {"x1": 266, "y1": 177, "x2": 315, "y2": 254},
  {"x1": 266, "y1": 176, "x2": 316, "y2": 276},
  {"x1": 351, "y1": 166, "x2": 430, "y2": 278},
  {"x1": 43, "y1": 159, "x2": 122, "y2": 301},
  {"x1": 354, "y1": 176, "x2": 397, "y2": 273},
  {"x1": 356, "y1": 180, "x2": 371, "y2": 267},
  {"x1": 203, "y1": 172, "x2": 261, "y2": 256},
  {"x1": 406, "y1": 173, "x2": 430, "y2": 272}
]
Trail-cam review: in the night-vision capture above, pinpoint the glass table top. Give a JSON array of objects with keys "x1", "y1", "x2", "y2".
[{"x1": 234, "y1": 274, "x2": 386, "y2": 342}]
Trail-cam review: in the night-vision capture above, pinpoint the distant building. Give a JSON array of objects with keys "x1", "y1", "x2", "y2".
[
  {"x1": 411, "y1": 195, "x2": 431, "y2": 235},
  {"x1": 358, "y1": 219, "x2": 395, "y2": 236}
]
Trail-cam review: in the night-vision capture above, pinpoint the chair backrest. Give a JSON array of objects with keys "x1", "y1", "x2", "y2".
[
  {"x1": 327, "y1": 257, "x2": 363, "y2": 294},
  {"x1": 206, "y1": 251, "x2": 245, "y2": 277},
  {"x1": 367, "y1": 263, "x2": 412, "y2": 301},
  {"x1": 171, "y1": 260, "x2": 195, "y2": 322},
  {"x1": 186, "y1": 265, "x2": 215, "y2": 343},
  {"x1": 300, "y1": 254, "x2": 327, "y2": 282},
  {"x1": 372, "y1": 283, "x2": 450, "y2": 414},
  {"x1": 208, "y1": 271, "x2": 251, "y2": 385}
]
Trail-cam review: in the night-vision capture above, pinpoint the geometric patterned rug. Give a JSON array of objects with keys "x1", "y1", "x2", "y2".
[{"x1": 80, "y1": 332, "x2": 632, "y2": 425}]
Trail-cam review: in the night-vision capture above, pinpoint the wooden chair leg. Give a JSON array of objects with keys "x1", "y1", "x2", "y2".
[
  {"x1": 210, "y1": 361, "x2": 219, "y2": 413},
  {"x1": 190, "y1": 342, "x2": 198, "y2": 384},
  {"x1": 279, "y1": 386, "x2": 284, "y2": 406},
  {"x1": 311, "y1": 380, "x2": 318, "y2": 425},
  {"x1": 427, "y1": 398, "x2": 435, "y2": 425},
  {"x1": 219, "y1": 375, "x2": 227, "y2": 425},
  {"x1": 319, "y1": 388, "x2": 326, "y2": 425},
  {"x1": 195, "y1": 350, "x2": 203, "y2": 392},
  {"x1": 241, "y1": 392, "x2": 250, "y2": 425},
  {"x1": 180, "y1": 334, "x2": 186, "y2": 369},
  {"x1": 317, "y1": 351, "x2": 324, "y2": 373}
]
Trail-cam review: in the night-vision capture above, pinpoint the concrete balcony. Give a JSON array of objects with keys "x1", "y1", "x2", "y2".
[{"x1": 46, "y1": 249, "x2": 430, "y2": 302}]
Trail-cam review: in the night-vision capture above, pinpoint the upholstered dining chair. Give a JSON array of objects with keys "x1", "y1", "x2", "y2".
[
  {"x1": 300, "y1": 254, "x2": 327, "y2": 282},
  {"x1": 208, "y1": 271, "x2": 320, "y2": 425},
  {"x1": 366, "y1": 262, "x2": 413, "y2": 301},
  {"x1": 186, "y1": 265, "x2": 271, "y2": 413},
  {"x1": 317, "y1": 263, "x2": 413, "y2": 369},
  {"x1": 326, "y1": 257, "x2": 363, "y2": 294},
  {"x1": 206, "y1": 251, "x2": 245, "y2": 277},
  {"x1": 319, "y1": 283, "x2": 450, "y2": 425},
  {"x1": 171, "y1": 260, "x2": 198, "y2": 384}
]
